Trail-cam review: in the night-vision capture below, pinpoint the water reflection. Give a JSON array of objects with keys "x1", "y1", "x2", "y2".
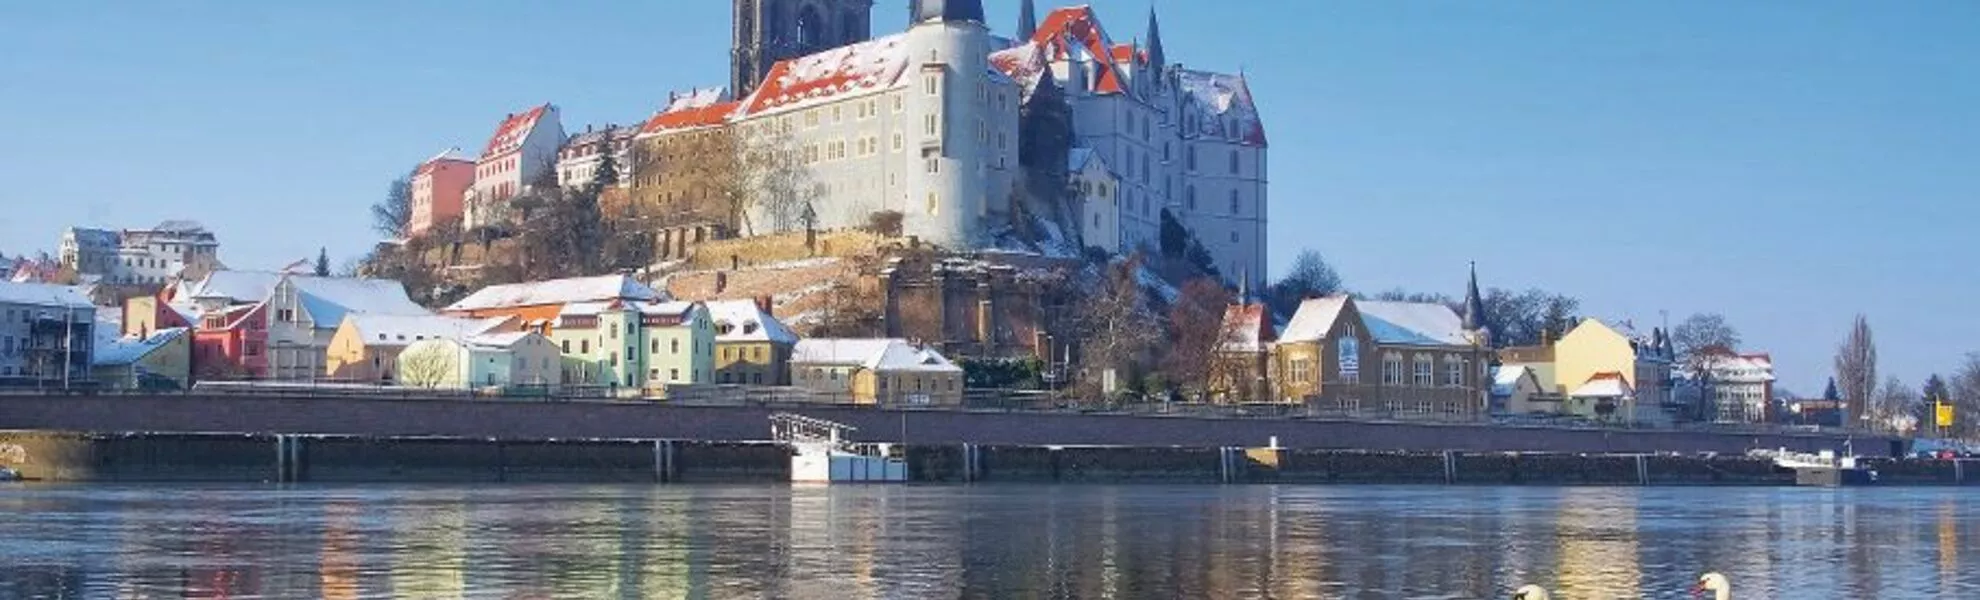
[{"x1": 0, "y1": 485, "x2": 1976, "y2": 598}]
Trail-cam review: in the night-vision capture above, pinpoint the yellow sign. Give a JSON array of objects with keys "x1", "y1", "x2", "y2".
[{"x1": 1937, "y1": 403, "x2": 1954, "y2": 428}]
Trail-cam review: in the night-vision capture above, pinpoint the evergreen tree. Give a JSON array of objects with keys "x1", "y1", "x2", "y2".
[
  {"x1": 1823, "y1": 377, "x2": 1840, "y2": 401},
  {"x1": 314, "y1": 247, "x2": 330, "y2": 277},
  {"x1": 590, "y1": 136, "x2": 621, "y2": 190}
]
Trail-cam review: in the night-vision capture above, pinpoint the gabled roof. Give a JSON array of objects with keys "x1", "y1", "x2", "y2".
[
  {"x1": 990, "y1": 41, "x2": 1053, "y2": 98},
  {"x1": 92, "y1": 327, "x2": 187, "y2": 367},
  {"x1": 482, "y1": 104, "x2": 552, "y2": 158},
  {"x1": 185, "y1": 270, "x2": 284, "y2": 303},
  {"x1": 706, "y1": 299, "x2": 799, "y2": 344},
  {"x1": 291, "y1": 277, "x2": 429, "y2": 328},
  {"x1": 446, "y1": 275, "x2": 665, "y2": 312},
  {"x1": 1066, "y1": 147, "x2": 1106, "y2": 172},
  {"x1": 555, "y1": 299, "x2": 700, "y2": 326},
  {"x1": 792, "y1": 338, "x2": 959, "y2": 373},
  {"x1": 1357, "y1": 300, "x2": 1470, "y2": 346},
  {"x1": 640, "y1": 100, "x2": 740, "y2": 136},
  {"x1": 1279, "y1": 296, "x2": 1350, "y2": 343},
  {"x1": 1034, "y1": 6, "x2": 1128, "y2": 95},
  {"x1": 737, "y1": 34, "x2": 910, "y2": 118},
  {"x1": 417, "y1": 148, "x2": 475, "y2": 175},
  {"x1": 345, "y1": 314, "x2": 506, "y2": 348},
  {"x1": 664, "y1": 87, "x2": 730, "y2": 113},
  {"x1": 1218, "y1": 303, "x2": 1274, "y2": 352},
  {"x1": 1177, "y1": 69, "x2": 1268, "y2": 146},
  {"x1": 464, "y1": 331, "x2": 537, "y2": 350},
  {"x1": 1490, "y1": 365, "x2": 1538, "y2": 396},
  {"x1": 1570, "y1": 372, "x2": 1634, "y2": 399}
]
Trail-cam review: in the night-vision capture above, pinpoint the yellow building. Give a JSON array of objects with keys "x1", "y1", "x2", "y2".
[
  {"x1": 790, "y1": 339, "x2": 962, "y2": 406},
  {"x1": 707, "y1": 299, "x2": 798, "y2": 386},
  {"x1": 1551, "y1": 318, "x2": 1676, "y2": 425},
  {"x1": 324, "y1": 314, "x2": 510, "y2": 384},
  {"x1": 91, "y1": 327, "x2": 191, "y2": 389}
]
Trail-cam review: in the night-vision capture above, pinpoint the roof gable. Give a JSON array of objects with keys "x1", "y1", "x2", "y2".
[
  {"x1": 1279, "y1": 296, "x2": 1350, "y2": 343},
  {"x1": 1218, "y1": 303, "x2": 1274, "y2": 352},
  {"x1": 346, "y1": 314, "x2": 505, "y2": 347},
  {"x1": 1177, "y1": 69, "x2": 1268, "y2": 146},
  {"x1": 482, "y1": 104, "x2": 551, "y2": 158},
  {"x1": 1034, "y1": 6, "x2": 1128, "y2": 95},
  {"x1": 706, "y1": 299, "x2": 799, "y2": 344},
  {"x1": 291, "y1": 276, "x2": 429, "y2": 328}
]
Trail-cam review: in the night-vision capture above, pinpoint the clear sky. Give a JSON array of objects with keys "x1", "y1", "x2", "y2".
[{"x1": 1, "y1": 1, "x2": 1974, "y2": 392}]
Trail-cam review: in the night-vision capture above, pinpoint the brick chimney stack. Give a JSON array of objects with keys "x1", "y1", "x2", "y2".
[{"x1": 754, "y1": 295, "x2": 773, "y2": 317}]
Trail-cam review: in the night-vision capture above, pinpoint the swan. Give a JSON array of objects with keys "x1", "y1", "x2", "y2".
[
  {"x1": 1511, "y1": 584, "x2": 1550, "y2": 599},
  {"x1": 1693, "y1": 572, "x2": 1730, "y2": 599}
]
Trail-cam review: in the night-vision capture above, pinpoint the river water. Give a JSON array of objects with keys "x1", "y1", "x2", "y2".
[{"x1": 0, "y1": 484, "x2": 1974, "y2": 599}]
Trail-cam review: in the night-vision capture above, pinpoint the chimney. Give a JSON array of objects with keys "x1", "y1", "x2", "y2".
[{"x1": 755, "y1": 295, "x2": 773, "y2": 317}]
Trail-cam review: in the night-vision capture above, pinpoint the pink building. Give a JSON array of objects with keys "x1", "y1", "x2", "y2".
[
  {"x1": 467, "y1": 104, "x2": 565, "y2": 229},
  {"x1": 409, "y1": 148, "x2": 474, "y2": 236}
]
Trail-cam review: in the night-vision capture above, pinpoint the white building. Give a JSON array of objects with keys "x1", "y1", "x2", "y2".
[
  {"x1": 467, "y1": 104, "x2": 567, "y2": 230},
  {"x1": 60, "y1": 221, "x2": 223, "y2": 285},
  {"x1": 1007, "y1": 4, "x2": 1270, "y2": 284},
  {"x1": 1067, "y1": 147, "x2": 1120, "y2": 252},
  {"x1": 1682, "y1": 351, "x2": 1778, "y2": 423},
  {"x1": 725, "y1": 2, "x2": 1022, "y2": 249},
  {"x1": 555, "y1": 124, "x2": 638, "y2": 189}
]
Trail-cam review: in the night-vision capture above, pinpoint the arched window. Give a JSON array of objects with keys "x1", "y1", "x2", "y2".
[
  {"x1": 1382, "y1": 352, "x2": 1404, "y2": 386},
  {"x1": 1412, "y1": 354, "x2": 1433, "y2": 386}
]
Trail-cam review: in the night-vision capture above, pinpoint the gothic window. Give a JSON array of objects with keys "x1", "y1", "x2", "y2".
[
  {"x1": 1382, "y1": 352, "x2": 1404, "y2": 386},
  {"x1": 1413, "y1": 354, "x2": 1434, "y2": 387},
  {"x1": 1445, "y1": 355, "x2": 1463, "y2": 387}
]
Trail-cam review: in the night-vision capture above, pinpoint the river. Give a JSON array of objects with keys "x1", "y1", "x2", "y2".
[{"x1": 0, "y1": 484, "x2": 1974, "y2": 598}]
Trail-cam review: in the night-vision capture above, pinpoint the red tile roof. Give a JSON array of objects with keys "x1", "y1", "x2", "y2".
[
  {"x1": 1033, "y1": 6, "x2": 1127, "y2": 95},
  {"x1": 640, "y1": 100, "x2": 740, "y2": 135},
  {"x1": 481, "y1": 104, "x2": 550, "y2": 159},
  {"x1": 738, "y1": 34, "x2": 909, "y2": 117}
]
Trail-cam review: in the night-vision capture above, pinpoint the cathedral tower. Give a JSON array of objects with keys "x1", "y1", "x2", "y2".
[{"x1": 731, "y1": 0, "x2": 874, "y2": 98}]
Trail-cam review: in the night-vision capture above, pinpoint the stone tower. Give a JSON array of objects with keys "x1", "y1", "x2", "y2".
[{"x1": 732, "y1": 0, "x2": 875, "y2": 98}]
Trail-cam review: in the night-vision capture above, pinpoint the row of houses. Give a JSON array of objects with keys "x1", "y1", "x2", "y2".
[
  {"x1": 76, "y1": 271, "x2": 963, "y2": 404},
  {"x1": 1210, "y1": 268, "x2": 1778, "y2": 426}
]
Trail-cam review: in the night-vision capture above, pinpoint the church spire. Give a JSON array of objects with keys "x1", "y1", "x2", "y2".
[
  {"x1": 1462, "y1": 261, "x2": 1488, "y2": 330},
  {"x1": 1017, "y1": 0, "x2": 1037, "y2": 41},
  {"x1": 1145, "y1": 6, "x2": 1167, "y2": 76}
]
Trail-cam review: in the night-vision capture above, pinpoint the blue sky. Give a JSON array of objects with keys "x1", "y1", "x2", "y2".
[{"x1": 1, "y1": 1, "x2": 1974, "y2": 392}]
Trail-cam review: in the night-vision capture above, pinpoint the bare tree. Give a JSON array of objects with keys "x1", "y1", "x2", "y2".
[
  {"x1": 1870, "y1": 376, "x2": 1919, "y2": 436},
  {"x1": 1672, "y1": 313, "x2": 1742, "y2": 422},
  {"x1": 398, "y1": 344, "x2": 459, "y2": 389},
  {"x1": 1833, "y1": 314, "x2": 1878, "y2": 429},
  {"x1": 1478, "y1": 288, "x2": 1581, "y2": 347},
  {"x1": 1671, "y1": 313, "x2": 1741, "y2": 358},
  {"x1": 1952, "y1": 354, "x2": 1980, "y2": 440},
  {"x1": 1074, "y1": 255, "x2": 1162, "y2": 399},
  {"x1": 371, "y1": 173, "x2": 414, "y2": 239},
  {"x1": 810, "y1": 280, "x2": 883, "y2": 339},
  {"x1": 707, "y1": 123, "x2": 821, "y2": 237},
  {"x1": 1163, "y1": 277, "x2": 1235, "y2": 398}
]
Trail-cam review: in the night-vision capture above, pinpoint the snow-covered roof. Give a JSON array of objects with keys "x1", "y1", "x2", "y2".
[
  {"x1": 1218, "y1": 303, "x2": 1274, "y2": 352},
  {"x1": 1490, "y1": 365, "x2": 1536, "y2": 397},
  {"x1": 556, "y1": 299, "x2": 699, "y2": 325},
  {"x1": 446, "y1": 274, "x2": 664, "y2": 312},
  {"x1": 345, "y1": 314, "x2": 505, "y2": 347},
  {"x1": 792, "y1": 338, "x2": 959, "y2": 373},
  {"x1": 1357, "y1": 300, "x2": 1470, "y2": 346},
  {"x1": 66, "y1": 227, "x2": 120, "y2": 245},
  {"x1": 1570, "y1": 372, "x2": 1634, "y2": 398},
  {"x1": 418, "y1": 148, "x2": 475, "y2": 175},
  {"x1": 1177, "y1": 69, "x2": 1268, "y2": 147},
  {"x1": 465, "y1": 331, "x2": 534, "y2": 350},
  {"x1": 664, "y1": 87, "x2": 730, "y2": 112},
  {"x1": 1067, "y1": 147, "x2": 1107, "y2": 173},
  {"x1": 151, "y1": 220, "x2": 208, "y2": 234},
  {"x1": 93, "y1": 327, "x2": 186, "y2": 367},
  {"x1": 185, "y1": 270, "x2": 284, "y2": 303},
  {"x1": 1034, "y1": 6, "x2": 1129, "y2": 95},
  {"x1": 989, "y1": 41, "x2": 1052, "y2": 99},
  {"x1": 482, "y1": 104, "x2": 552, "y2": 158},
  {"x1": 0, "y1": 281, "x2": 95, "y2": 309},
  {"x1": 292, "y1": 277, "x2": 429, "y2": 328},
  {"x1": 1279, "y1": 296, "x2": 1349, "y2": 343},
  {"x1": 565, "y1": 124, "x2": 639, "y2": 148},
  {"x1": 706, "y1": 299, "x2": 799, "y2": 344},
  {"x1": 640, "y1": 99, "x2": 739, "y2": 136},
  {"x1": 737, "y1": 33, "x2": 910, "y2": 118}
]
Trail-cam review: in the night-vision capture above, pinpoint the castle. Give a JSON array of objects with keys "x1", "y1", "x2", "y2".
[{"x1": 428, "y1": 1, "x2": 1269, "y2": 286}]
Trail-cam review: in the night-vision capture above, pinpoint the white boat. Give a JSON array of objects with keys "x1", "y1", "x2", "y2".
[{"x1": 772, "y1": 413, "x2": 908, "y2": 484}]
